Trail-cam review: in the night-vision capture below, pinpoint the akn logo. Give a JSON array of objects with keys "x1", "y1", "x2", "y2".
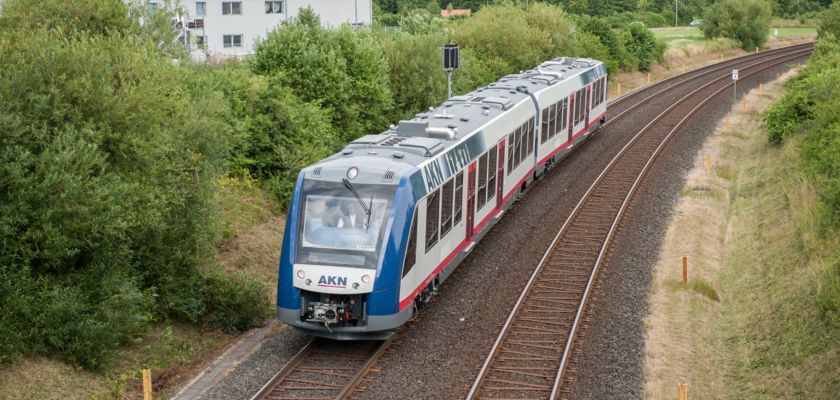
[{"x1": 318, "y1": 275, "x2": 348, "y2": 288}]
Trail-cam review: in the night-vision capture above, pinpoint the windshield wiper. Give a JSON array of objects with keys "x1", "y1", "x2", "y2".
[{"x1": 342, "y1": 178, "x2": 372, "y2": 229}]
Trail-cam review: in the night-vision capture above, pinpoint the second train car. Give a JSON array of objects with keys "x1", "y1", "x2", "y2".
[{"x1": 277, "y1": 57, "x2": 608, "y2": 339}]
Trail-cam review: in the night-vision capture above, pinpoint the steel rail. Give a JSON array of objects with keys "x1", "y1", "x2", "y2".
[
  {"x1": 250, "y1": 337, "x2": 394, "y2": 400},
  {"x1": 607, "y1": 42, "x2": 812, "y2": 107},
  {"x1": 466, "y1": 47, "x2": 810, "y2": 400},
  {"x1": 602, "y1": 43, "x2": 812, "y2": 130}
]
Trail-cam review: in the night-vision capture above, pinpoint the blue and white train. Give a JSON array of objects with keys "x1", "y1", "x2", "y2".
[{"x1": 277, "y1": 57, "x2": 608, "y2": 339}]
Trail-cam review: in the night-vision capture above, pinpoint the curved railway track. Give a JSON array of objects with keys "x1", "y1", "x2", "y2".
[
  {"x1": 464, "y1": 46, "x2": 811, "y2": 400},
  {"x1": 250, "y1": 43, "x2": 811, "y2": 400}
]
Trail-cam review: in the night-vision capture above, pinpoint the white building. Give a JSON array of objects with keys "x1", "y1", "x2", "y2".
[{"x1": 153, "y1": 0, "x2": 372, "y2": 58}]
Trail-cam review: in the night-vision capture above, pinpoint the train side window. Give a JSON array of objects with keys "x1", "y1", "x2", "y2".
[
  {"x1": 403, "y1": 208, "x2": 418, "y2": 278},
  {"x1": 548, "y1": 103, "x2": 557, "y2": 138},
  {"x1": 512, "y1": 127, "x2": 520, "y2": 168},
  {"x1": 440, "y1": 178, "x2": 454, "y2": 237},
  {"x1": 454, "y1": 172, "x2": 463, "y2": 224},
  {"x1": 507, "y1": 133, "x2": 515, "y2": 174},
  {"x1": 425, "y1": 189, "x2": 440, "y2": 253},
  {"x1": 561, "y1": 98, "x2": 568, "y2": 132},
  {"x1": 592, "y1": 81, "x2": 597, "y2": 108},
  {"x1": 540, "y1": 108, "x2": 549, "y2": 144},
  {"x1": 477, "y1": 152, "x2": 488, "y2": 209},
  {"x1": 527, "y1": 117, "x2": 535, "y2": 155},
  {"x1": 551, "y1": 101, "x2": 560, "y2": 136},
  {"x1": 487, "y1": 147, "x2": 497, "y2": 203}
]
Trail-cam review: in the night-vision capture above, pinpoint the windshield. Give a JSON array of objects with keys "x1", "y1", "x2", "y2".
[{"x1": 296, "y1": 180, "x2": 395, "y2": 269}]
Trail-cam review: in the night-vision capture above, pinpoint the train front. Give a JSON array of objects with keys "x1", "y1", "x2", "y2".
[{"x1": 276, "y1": 156, "x2": 417, "y2": 340}]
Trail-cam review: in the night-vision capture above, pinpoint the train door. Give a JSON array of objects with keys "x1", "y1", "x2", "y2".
[
  {"x1": 466, "y1": 162, "x2": 477, "y2": 243},
  {"x1": 568, "y1": 94, "x2": 575, "y2": 142},
  {"x1": 496, "y1": 140, "x2": 505, "y2": 210},
  {"x1": 585, "y1": 85, "x2": 591, "y2": 130}
]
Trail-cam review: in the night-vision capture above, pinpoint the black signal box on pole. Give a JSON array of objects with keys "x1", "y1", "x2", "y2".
[{"x1": 442, "y1": 44, "x2": 460, "y2": 70}]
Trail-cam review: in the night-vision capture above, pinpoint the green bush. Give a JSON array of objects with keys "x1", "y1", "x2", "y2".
[
  {"x1": 251, "y1": 8, "x2": 393, "y2": 144},
  {"x1": 376, "y1": 28, "x2": 450, "y2": 120},
  {"x1": 702, "y1": 0, "x2": 772, "y2": 50},
  {"x1": 202, "y1": 268, "x2": 273, "y2": 334},
  {"x1": 0, "y1": 0, "x2": 272, "y2": 370}
]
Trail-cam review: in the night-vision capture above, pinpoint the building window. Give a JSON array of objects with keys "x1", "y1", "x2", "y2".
[
  {"x1": 265, "y1": 1, "x2": 283, "y2": 13},
  {"x1": 195, "y1": 1, "x2": 206, "y2": 16},
  {"x1": 222, "y1": 1, "x2": 242, "y2": 15},
  {"x1": 223, "y1": 34, "x2": 243, "y2": 48},
  {"x1": 194, "y1": 35, "x2": 206, "y2": 49},
  {"x1": 146, "y1": 2, "x2": 157, "y2": 14}
]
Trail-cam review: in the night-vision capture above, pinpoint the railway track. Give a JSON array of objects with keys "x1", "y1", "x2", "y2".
[
  {"x1": 607, "y1": 42, "x2": 812, "y2": 117},
  {"x1": 250, "y1": 337, "x2": 392, "y2": 400},
  {"x1": 465, "y1": 46, "x2": 811, "y2": 400},
  {"x1": 250, "y1": 44, "x2": 811, "y2": 400}
]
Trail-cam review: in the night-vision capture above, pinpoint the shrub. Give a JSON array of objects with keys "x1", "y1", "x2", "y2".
[
  {"x1": 251, "y1": 8, "x2": 393, "y2": 144},
  {"x1": 702, "y1": 0, "x2": 772, "y2": 50},
  {"x1": 202, "y1": 268, "x2": 273, "y2": 334},
  {"x1": 0, "y1": 0, "x2": 272, "y2": 369},
  {"x1": 376, "y1": 29, "x2": 450, "y2": 121}
]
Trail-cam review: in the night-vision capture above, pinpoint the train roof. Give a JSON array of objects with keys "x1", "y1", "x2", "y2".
[{"x1": 318, "y1": 57, "x2": 605, "y2": 172}]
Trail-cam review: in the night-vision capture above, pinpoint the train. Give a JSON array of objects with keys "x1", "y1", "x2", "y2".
[{"x1": 276, "y1": 57, "x2": 608, "y2": 339}]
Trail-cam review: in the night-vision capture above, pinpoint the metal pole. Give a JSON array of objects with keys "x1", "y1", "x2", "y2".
[
  {"x1": 733, "y1": 80, "x2": 736, "y2": 104},
  {"x1": 447, "y1": 70, "x2": 453, "y2": 98},
  {"x1": 675, "y1": 0, "x2": 678, "y2": 27}
]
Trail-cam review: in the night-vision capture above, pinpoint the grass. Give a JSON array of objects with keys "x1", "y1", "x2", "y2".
[
  {"x1": 0, "y1": 324, "x2": 232, "y2": 399},
  {"x1": 643, "y1": 71, "x2": 840, "y2": 399},
  {"x1": 665, "y1": 278, "x2": 721, "y2": 302}
]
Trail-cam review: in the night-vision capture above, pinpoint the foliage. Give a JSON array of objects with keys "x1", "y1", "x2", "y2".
[
  {"x1": 0, "y1": 0, "x2": 270, "y2": 370},
  {"x1": 818, "y1": 2, "x2": 840, "y2": 40},
  {"x1": 376, "y1": 28, "x2": 450, "y2": 121},
  {"x1": 763, "y1": 33, "x2": 840, "y2": 327},
  {"x1": 702, "y1": 0, "x2": 773, "y2": 50},
  {"x1": 452, "y1": 2, "x2": 574, "y2": 79},
  {"x1": 251, "y1": 8, "x2": 393, "y2": 145}
]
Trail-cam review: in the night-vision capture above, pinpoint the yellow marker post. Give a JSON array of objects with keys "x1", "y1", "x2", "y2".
[
  {"x1": 725, "y1": 116, "x2": 730, "y2": 131},
  {"x1": 678, "y1": 383, "x2": 688, "y2": 400},
  {"x1": 647, "y1": 72, "x2": 651, "y2": 84},
  {"x1": 617, "y1": 83, "x2": 621, "y2": 97},
  {"x1": 143, "y1": 369, "x2": 152, "y2": 400},
  {"x1": 682, "y1": 256, "x2": 688, "y2": 284},
  {"x1": 742, "y1": 98, "x2": 747, "y2": 112},
  {"x1": 759, "y1": 83, "x2": 764, "y2": 96},
  {"x1": 720, "y1": 53, "x2": 723, "y2": 62},
  {"x1": 705, "y1": 153, "x2": 712, "y2": 175}
]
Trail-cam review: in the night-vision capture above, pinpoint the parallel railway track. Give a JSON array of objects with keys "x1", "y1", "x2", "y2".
[
  {"x1": 252, "y1": 43, "x2": 812, "y2": 400},
  {"x1": 465, "y1": 46, "x2": 811, "y2": 400}
]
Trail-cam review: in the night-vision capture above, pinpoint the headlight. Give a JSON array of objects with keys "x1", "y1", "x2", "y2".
[
  {"x1": 296, "y1": 270, "x2": 305, "y2": 279},
  {"x1": 361, "y1": 274, "x2": 371, "y2": 284},
  {"x1": 347, "y1": 167, "x2": 359, "y2": 179}
]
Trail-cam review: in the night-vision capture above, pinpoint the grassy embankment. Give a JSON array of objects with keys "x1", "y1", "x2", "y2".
[{"x1": 643, "y1": 71, "x2": 840, "y2": 398}]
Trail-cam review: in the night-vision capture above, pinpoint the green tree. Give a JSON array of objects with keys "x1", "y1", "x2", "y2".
[
  {"x1": 702, "y1": 0, "x2": 772, "y2": 50},
  {"x1": 0, "y1": 0, "x2": 270, "y2": 369},
  {"x1": 251, "y1": 8, "x2": 393, "y2": 144}
]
